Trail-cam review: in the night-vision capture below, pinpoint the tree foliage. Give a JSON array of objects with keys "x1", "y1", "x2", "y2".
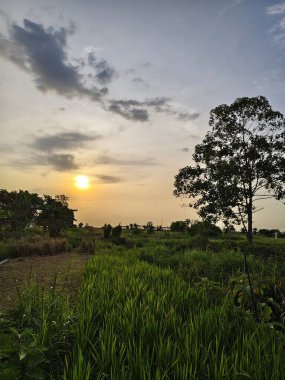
[
  {"x1": 174, "y1": 96, "x2": 285, "y2": 243},
  {"x1": 0, "y1": 190, "x2": 76, "y2": 236},
  {"x1": 37, "y1": 195, "x2": 75, "y2": 237},
  {"x1": 0, "y1": 190, "x2": 42, "y2": 230}
]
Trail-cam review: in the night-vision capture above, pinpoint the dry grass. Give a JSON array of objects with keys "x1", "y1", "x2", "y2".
[{"x1": 0, "y1": 252, "x2": 89, "y2": 311}]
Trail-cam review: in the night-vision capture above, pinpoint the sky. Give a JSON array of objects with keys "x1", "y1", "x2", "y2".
[{"x1": 0, "y1": 0, "x2": 285, "y2": 229}]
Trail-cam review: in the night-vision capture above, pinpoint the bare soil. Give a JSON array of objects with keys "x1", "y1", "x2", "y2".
[{"x1": 0, "y1": 252, "x2": 89, "y2": 312}]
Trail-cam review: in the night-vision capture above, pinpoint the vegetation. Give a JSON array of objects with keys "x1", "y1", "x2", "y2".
[
  {"x1": 174, "y1": 96, "x2": 285, "y2": 243},
  {"x1": 1, "y1": 228, "x2": 285, "y2": 379},
  {"x1": 0, "y1": 190, "x2": 76, "y2": 237}
]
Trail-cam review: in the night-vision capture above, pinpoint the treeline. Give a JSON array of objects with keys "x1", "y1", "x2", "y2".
[
  {"x1": 170, "y1": 220, "x2": 285, "y2": 238},
  {"x1": 0, "y1": 189, "x2": 75, "y2": 237}
]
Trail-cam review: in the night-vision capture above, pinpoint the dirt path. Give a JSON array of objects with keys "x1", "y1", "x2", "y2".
[{"x1": 0, "y1": 252, "x2": 90, "y2": 312}]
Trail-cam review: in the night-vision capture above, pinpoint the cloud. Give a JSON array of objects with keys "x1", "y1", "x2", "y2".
[
  {"x1": 0, "y1": 19, "x2": 199, "y2": 123},
  {"x1": 266, "y1": 3, "x2": 285, "y2": 15},
  {"x1": 88, "y1": 52, "x2": 116, "y2": 84},
  {"x1": 220, "y1": 0, "x2": 247, "y2": 14},
  {"x1": 0, "y1": 19, "x2": 103, "y2": 100},
  {"x1": 95, "y1": 154, "x2": 156, "y2": 166},
  {"x1": 108, "y1": 96, "x2": 199, "y2": 122},
  {"x1": 32, "y1": 131, "x2": 101, "y2": 151},
  {"x1": 266, "y1": 3, "x2": 285, "y2": 46},
  {"x1": 178, "y1": 112, "x2": 200, "y2": 121},
  {"x1": 109, "y1": 101, "x2": 149, "y2": 121},
  {"x1": 9, "y1": 152, "x2": 79, "y2": 171},
  {"x1": 95, "y1": 174, "x2": 122, "y2": 183},
  {"x1": 43, "y1": 153, "x2": 78, "y2": 171},
  {"x1": 132, "y1": 77, "x2": 149, "y2": 87}
]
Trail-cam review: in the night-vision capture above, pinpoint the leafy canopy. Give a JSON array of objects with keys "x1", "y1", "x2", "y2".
[{"x1": 174, "y1": 96, "x2": 285, "y2": 233}]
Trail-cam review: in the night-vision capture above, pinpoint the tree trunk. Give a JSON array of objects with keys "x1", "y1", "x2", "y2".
[{"x1": 247, "y1": 197, "x2": 253, "y2": 244}]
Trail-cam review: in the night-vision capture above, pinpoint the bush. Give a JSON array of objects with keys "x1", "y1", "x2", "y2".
[
  {"x1": 170, "y1": 220, "x2": 190, "y2": 232},
  {"x1": 111, "y1": 224, "x2": 122, "y2": 238},
  {"x1": 79, "y1": 239, "x2": 94, "y2": 253},
  {"x1": 102, "y1": 224, "x2": 112, "y2": 239},
  {"x1": 189, "y1": 221, "x2": 222, "y2": 237}
]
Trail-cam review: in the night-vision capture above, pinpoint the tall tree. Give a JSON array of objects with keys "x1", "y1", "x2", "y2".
[
  {"x1": 37, "y1": 194, "x2": 76, "y2": 237},
  {"x1": 174, "y1": 96, "x2": 285, "y2": 243}
]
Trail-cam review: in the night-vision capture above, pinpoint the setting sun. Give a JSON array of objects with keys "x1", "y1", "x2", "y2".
[{"x1": 74, "y1": 175, "x2": 90, "y2": 189}]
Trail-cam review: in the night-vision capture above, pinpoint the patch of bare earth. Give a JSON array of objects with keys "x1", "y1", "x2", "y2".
[{"x1": 0, "y1": 252, "x2": 90, "y2": 312}]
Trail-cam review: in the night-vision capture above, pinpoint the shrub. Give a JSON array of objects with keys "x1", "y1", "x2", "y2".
[
  {"x1": 102, "y1": 224, "x2": 112, "y2": 239},
  {"x1": 111, "y1": 224, "x2": 122, "y2": 238},
  {"x1": 189, "y1": 221, "x2": 222, "y2": 237},
  {"x1": 79, "y1": 239, "x2": 94, "y2": 253},
  {"x1": 170, "y1": 220, "x2": 190, "y2": 232}
]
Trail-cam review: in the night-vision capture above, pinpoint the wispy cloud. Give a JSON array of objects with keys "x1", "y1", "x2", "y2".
[
  {"x1": 108, "y1": 97, "x2": 199, "y2": 122},
  {"x1": 95, "y1": 154, "x2": 156, "y2": 166},
  {"x1": 266, "y1": 2, "x2": 285, "y2": 47},
  {"x1": 266, "y1": 3, "x2": 285, "y2": 15},
  {"x1": 220, "y1": 0, "x2": 247, "y2": 14},
  {"x1": 95, "y1": 174, "x2": 122, "y2": 183}
]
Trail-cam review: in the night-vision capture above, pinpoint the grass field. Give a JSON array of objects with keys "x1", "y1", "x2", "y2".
[{"x1": 1, "y1": 229, "x2": 285, "y2": 379}]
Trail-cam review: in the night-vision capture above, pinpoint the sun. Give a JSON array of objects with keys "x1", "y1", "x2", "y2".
[{"x1": 74, "y1": 175, "x2": 90, "y2": 189}]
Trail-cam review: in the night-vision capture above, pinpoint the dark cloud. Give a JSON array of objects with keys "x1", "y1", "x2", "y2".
[
  {"x1": 43, "y1": 153, "x2": 78, "y2": 171},
  {"x1": 10, "y1": 152, "x2": 79, "y2": 171},
  {"x1": 181, "y1": 147, "x2": 189, "y2": 152},
  {"x1": 95, "y1": 154, "x2": 155, "y2": 166},
  {"x1": 88, "y1": 52, "x2": 116, "y2": 84},
  {"x1": 0, "y1": 19, "x2": 199, "y2": 123},
  {"x1": 0, "y1": 19, "x2": 103, "y2": 100},
  {"x1": 109, "y1": 102, "x2": 149, "y2": 121},
  {"x1": 108, "y1": 97, "x2": 199, "y2": 122},
  {"x1": 108, "y1": 97, "x2": 170, "y2": 122},
  {"x1": 96, "y1": 174, "x2": 122, "y2": 183},
  {"x1": 32, "y1": 131, "x2": 101, "y2": 152},
  {"x1": 178, "y1": 112, "x2": 200, "y2": 121}
]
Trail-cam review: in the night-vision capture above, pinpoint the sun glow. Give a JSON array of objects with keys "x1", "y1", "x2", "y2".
[{"x1": 74, "y1": 175, "x2": 90, "y2": 189}]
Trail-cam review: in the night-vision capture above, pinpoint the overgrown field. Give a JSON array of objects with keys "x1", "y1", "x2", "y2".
[{"x1": 1, "y1": 230, "x2": 285, "y2": 379}]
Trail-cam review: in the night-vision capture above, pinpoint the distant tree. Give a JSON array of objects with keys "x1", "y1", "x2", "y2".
[
  {"x1": 78, "y1": 222, "x2": 84, "y2": 229},
  {"x1": 112, "y1": 224, "x2": 122, "y2": 238},
  {"x1": 174, "y1": 96, "x2": 285, "y2": 244},
  {"x1": 146, "y1": 221, "x2": 155, "y2": 234},
  {"x1": 189, "y1": 221, "x2": 222, "y2": 237},
  {"x1": 103, "y1": 224, "x2": 112, "y2": 239},
  {"x1": 259, "y1": 228, "x2": 280, "y2": 237},
  {"x1": 170, "y1": 220, "x2": 190, "y2": 232},
  {"x1": 0, "y1": 189, "x2": 42, "y2": 230},
  {"x1": 37, "y1": 194, "x2": 75, "y2": 237},
  {"x1": 223, "y1": 224, "x2": 236, "y2": 234}
]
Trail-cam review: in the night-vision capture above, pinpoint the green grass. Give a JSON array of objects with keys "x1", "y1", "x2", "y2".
[
  {"x1": 64, "y1": 253, "x2": 285, "y2": 379},
  {"x1": 1, "y1": 230, "x2": 285, "y2": 379}
]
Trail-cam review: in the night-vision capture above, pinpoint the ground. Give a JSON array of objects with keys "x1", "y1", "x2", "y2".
[{"x1": 0, "y1": 252, "x2": 89, "y2": 311}]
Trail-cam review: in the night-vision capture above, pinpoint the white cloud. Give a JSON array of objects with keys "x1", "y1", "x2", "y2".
[
  {"x1": 266, "y1": 3, "x2": 285, "y2": 15},
  {"x1": 220, "y1": 0, "x2": 247, "y2": 14},
  {"x1": 267, "y1": 3, "x2": 285, "y2": 46}
]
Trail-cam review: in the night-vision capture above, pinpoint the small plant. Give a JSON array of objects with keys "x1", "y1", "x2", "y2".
[{"x1": 79, "y1": 239, "x2": 94, "y2": 253}]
